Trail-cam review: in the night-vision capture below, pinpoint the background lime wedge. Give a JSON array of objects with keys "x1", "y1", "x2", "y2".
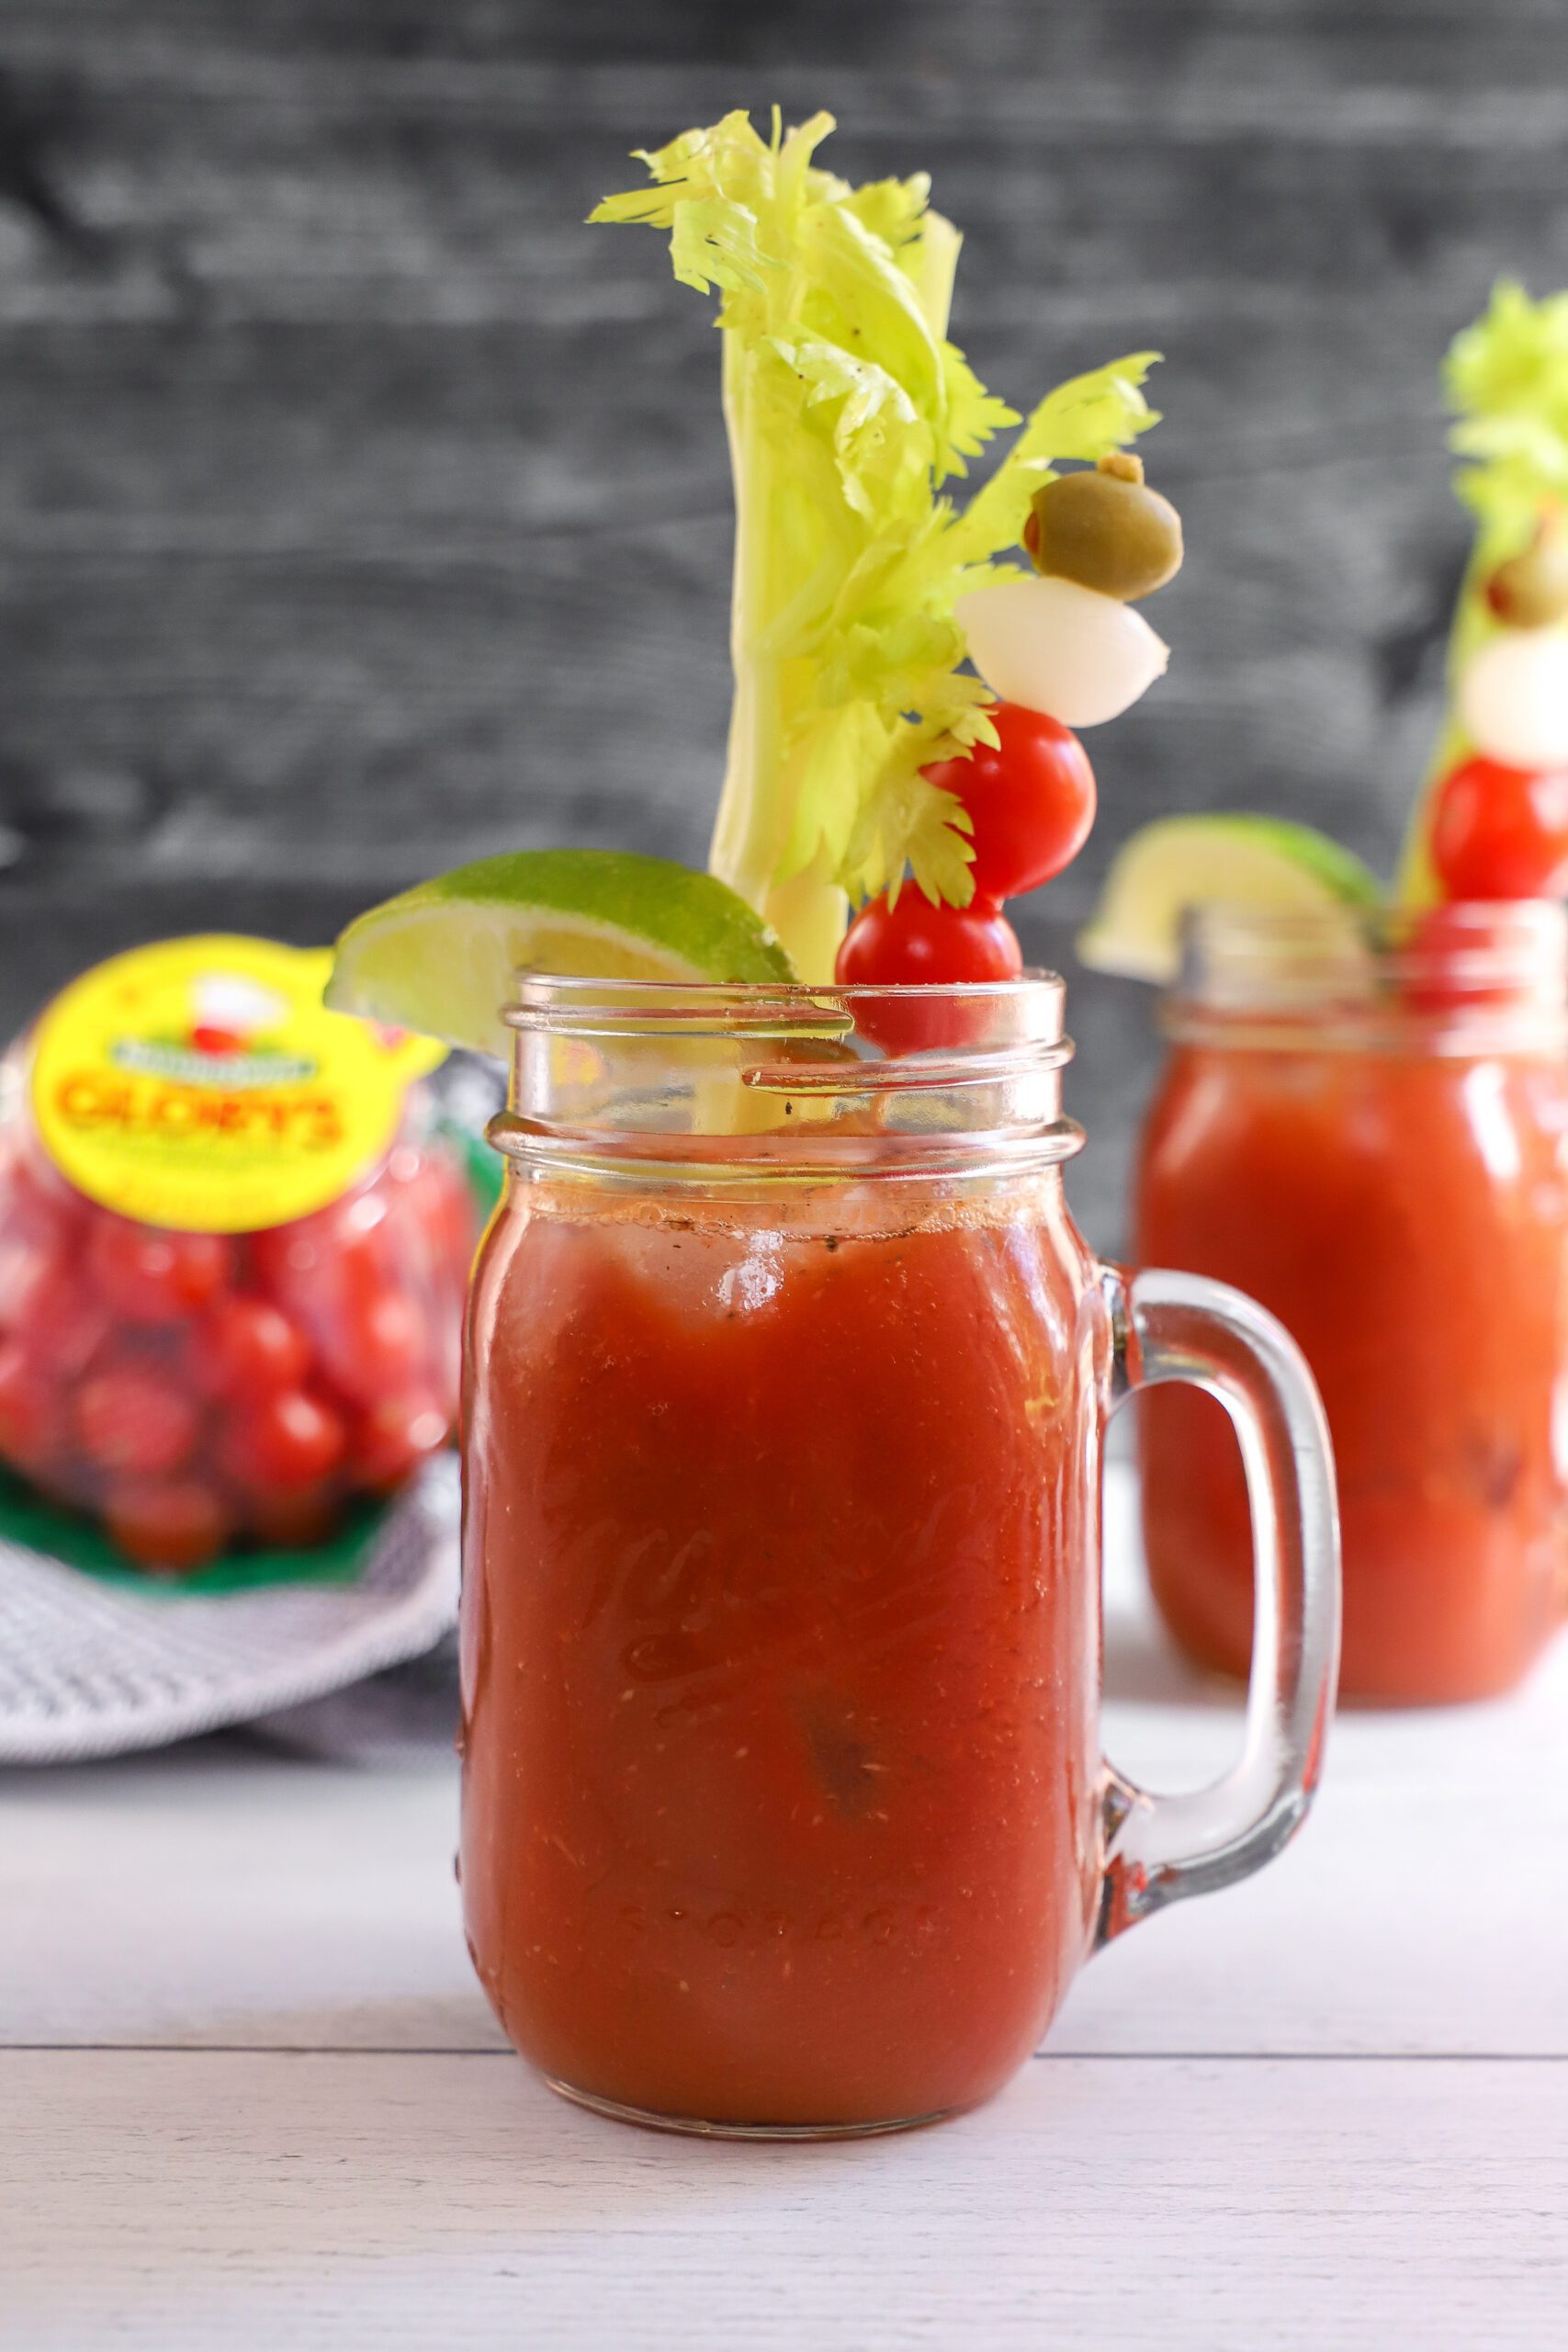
[
  {"x1": 1077, "y1": 815, "x2": 1383, "y2": 985},
  {"x1": 326, "y1": 849, "x2": 794, "y2": 1056}
]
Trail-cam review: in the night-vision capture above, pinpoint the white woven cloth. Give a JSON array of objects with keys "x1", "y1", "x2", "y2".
[{"x1": 0, "y1": 1456, "x2": 460, "y2": 1765}]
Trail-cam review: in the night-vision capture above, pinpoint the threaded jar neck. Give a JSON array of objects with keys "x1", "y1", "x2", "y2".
[
  {"x1": 490, "y1": 976, "x2": 1085, "y2": 1185},
  {"x1": 1166, "y1": 901, "x2": 1568, "y2": 1055}
]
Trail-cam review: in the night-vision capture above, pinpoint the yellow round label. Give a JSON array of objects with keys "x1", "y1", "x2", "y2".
[{"x1": 29, "y1": 935, "x2": 446, "y2": 1234}]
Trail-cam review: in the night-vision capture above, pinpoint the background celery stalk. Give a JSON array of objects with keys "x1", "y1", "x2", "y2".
[{"x1": 1396, "y1": 283, "x2": 1568, "y2": 902}]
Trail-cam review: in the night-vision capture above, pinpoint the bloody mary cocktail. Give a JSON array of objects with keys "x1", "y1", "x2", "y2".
[
  {"x1": 332, "y1": 113, "x2": 1341, "y2": 2137},
  {"x1": 1138, "y1": 902, "x2": 1568, "y2": 1703},
  {"x1": 458, "y1": 978, "x2": 1108, "y2": 2130},
  {"x1": 454, "y1": 973, "x2": 1338, "y2": 2134}
]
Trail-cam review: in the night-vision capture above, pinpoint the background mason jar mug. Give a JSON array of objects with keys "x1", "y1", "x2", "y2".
[
  {"x1": 459, "y1": 974, "x2": 1342, "y2": 2137},
  {"x1": 1139, "y1": 899, "x2": 1568, "y2": 1704}
]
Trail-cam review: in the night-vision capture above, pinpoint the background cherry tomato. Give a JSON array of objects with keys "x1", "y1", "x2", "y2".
[
  {"x1": 199, "y1": 1295, "x2": 310, "y2": 1400},
  {"x1": 104, "y1": 1476, "x2": 229, "y2": 1573},
  {"x1": 218, "y1": 1387, "x2": 347, "y2": 1496},
  {"x1": 0, "y1": 1164, "x2": 98, "y2": 1370},
  {"x1": 0, "y1": 1227, "x2": 67, "y2": 1340},
  {"x1": 0, "y1": 1337, "x2": 66, "y2": 1476},
  {"x1": 921, "y1": 703, "x2": 1096, "y2": 900},
  {"x1": 254, "y1": 1193, "x2": 395, "y2": 1306},
  {"x1": 394, "y1": 1149, "x2": 479, "y2": 1261},
  {"x1": 835, "y1": 889, "x2": 1022, "y2": 1054},
  {"x1": 1429, "y1": 755, "x2": 1568, "y2": 899},
  {"x1": 15, "y1": 1264, "x2": 111, "y2": 1378},
  {"x1": 2, "y1": 1144, "x2": 84, "y2": 1246},
  {"x1": 249, "y1": 1481, "x2": 340, "y2": 1550},
  {"x1": 88, "y1": 1218, "x2": 234, "y2": 1324},
  {"x1": 311, "y1": 1265, "x2": 427, "y2": 1406},
  {"x1": 74, "y1": 1358, "x2": 202, "y2": 1478},
  {"x1": 248, "y1": 1208, "x2": 333, "y2": 1301},
  {"x1": 352, "y1": 1389, "x2": 451, "y2": 1493}
]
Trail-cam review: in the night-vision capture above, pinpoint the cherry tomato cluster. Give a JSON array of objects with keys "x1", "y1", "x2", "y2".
[
  {"x1": 835, "y1": 704, "x2": 1095, "y2": 1048},
  {"x1": 0, "y1": 1118, "x2": 476, "y2": 1575}
]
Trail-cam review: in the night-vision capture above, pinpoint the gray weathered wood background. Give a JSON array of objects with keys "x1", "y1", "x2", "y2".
[{"x1": 2, "y1": 0, "x2": 1566, "y2": 1249}]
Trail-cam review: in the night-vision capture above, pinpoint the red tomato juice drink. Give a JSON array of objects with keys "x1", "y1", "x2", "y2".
[
  {"x1": 464, "y1": 1182, "x2": 1097, "y2": 2128},
  {"x1": 1137, "y1": 900, "x2": 1568, "y2": 1704},
  {"x1": 458, "y1": 976, "x2": 1339, "y2": 2134}
]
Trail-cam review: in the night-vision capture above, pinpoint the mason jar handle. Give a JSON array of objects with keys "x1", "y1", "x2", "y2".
[{"x1": 1096, "y1": 1266, "x2": 1341, "y2": 1947}]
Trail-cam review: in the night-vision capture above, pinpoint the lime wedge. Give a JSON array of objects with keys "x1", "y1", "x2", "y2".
[
  {"x1": 1077, "y1": 817, "x2": 1383, "y2": 984},
  {"x1": 326, "y1": 850, "x2": 795, "y2": 1056}
]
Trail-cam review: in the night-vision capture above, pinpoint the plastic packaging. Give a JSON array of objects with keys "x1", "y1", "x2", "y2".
[{"x1": 0, "y1": 936, "x2": 479, "y2": 1576}]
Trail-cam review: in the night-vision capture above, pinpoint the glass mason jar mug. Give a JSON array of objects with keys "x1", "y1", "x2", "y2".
[
  {"x1": 461, "y1": 975, "x2": 1339, "y2": 2136},
  {"x1": 1138, "y1": 900, "x2": 1568, "y2": 1705}
]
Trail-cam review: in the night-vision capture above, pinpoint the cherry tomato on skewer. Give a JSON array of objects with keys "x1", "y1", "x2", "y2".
[
  {"x1": 921, "y1": 704, "x2": 1097, "y2": 901},
  {"x1": 1429, "y1": 756, "x2": 1568, "y2": 901},
  {"x1": 1402, "y1": 900, "x2": 1563, "y2": 1020},
  {"x1": 836, "y1": 889, "x2": 1023, "y2": 1056},
  {"x1": 837, "y1": 888, "x2": 1023, "y2": 989}
]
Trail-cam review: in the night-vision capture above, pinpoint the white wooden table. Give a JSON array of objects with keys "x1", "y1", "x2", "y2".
[{"x1": 6, "y1": 1468, "x2": 1567, "y2": 2350}]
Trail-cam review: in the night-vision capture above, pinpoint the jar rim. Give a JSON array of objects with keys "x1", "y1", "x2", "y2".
[
  {"x1": 504, "y1": 969, "x2": 1067, "y2": 1039},
  {"x1": 494, "y1": 971, "x2": 1081, "y2": 1182},
  {"x1": 1162, "y1": 898, "x2": 1568, "y2": 1051},
  {"x1": 1179, "y1": 897, "x2": 1567, "y2": 951}
]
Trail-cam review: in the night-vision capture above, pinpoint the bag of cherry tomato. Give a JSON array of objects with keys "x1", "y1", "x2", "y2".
[{"x1": 0, "y1": 936, "x2": 482, "y2": 1579}]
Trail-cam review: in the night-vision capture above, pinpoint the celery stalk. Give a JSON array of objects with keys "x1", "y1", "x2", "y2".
[
  {"x1": 593, "y1": 111, "x2": 1161, "y2": 977},
  {"x1": 709, "y1": 332, "x2": 849, "y2": 972},
  {"x1": 1397, "y1": 282, "x2": 1568, "y2": 902}
]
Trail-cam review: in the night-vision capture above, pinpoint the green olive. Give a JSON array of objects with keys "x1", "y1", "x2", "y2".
[
  {"x1": 1026, "y1": 453, "x2": 1183, "y2": 603},
  {"x1": 1486, "y1": 514, "x2": 1568, "y2": 629}
]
